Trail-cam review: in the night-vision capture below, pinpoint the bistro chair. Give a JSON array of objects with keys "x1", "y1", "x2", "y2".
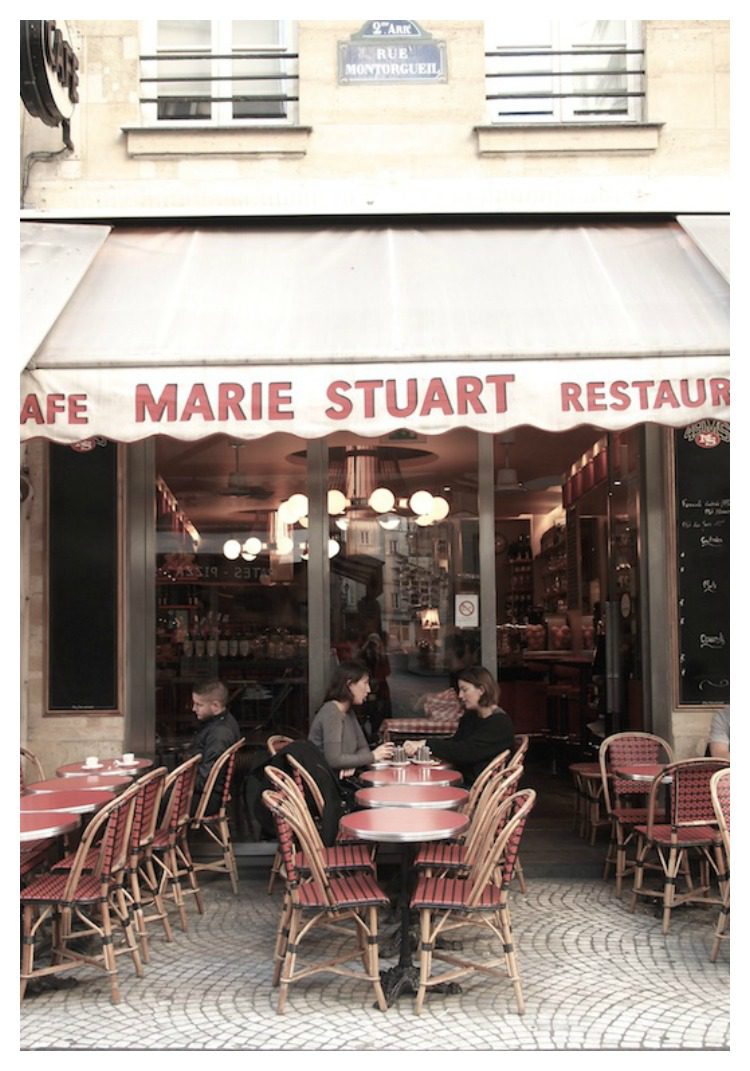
[
  {"x1": 599, "y1": 731, "x2": 674, "y2": 896},
  {"x1": 709, "y1": 767, "x2": 730, "y2": 961},
  {"x1": 262, "y1": 788, "x2": 390, "y2": 1014},
  {"x1": 20, "y1": 746, "x2": 45, "y2": 791},
  {"x1": 189, "y1": 737, "x2": 246, "y2": 896},
  {"x1": 629, "y1": 758, "x2": 729, "y2": 933},
  {"x1": 20, "y1": 780, "x2": 142, "y2": 1004},
  {"x1": 410, "y1": 788, "x2": 536, "y2": 1015},
  {"x1": 267, "y1": 734, "x2": 294, "y2": 756},
  {"x1": 508, "y1": 734, "x2": 529, "y2": 770},
  {"x1": 151, "y1": 753, "x2": 203, "y2": 931},
  {"x1": 414, "y1": 764, "x2": 523, "y2": 878}
]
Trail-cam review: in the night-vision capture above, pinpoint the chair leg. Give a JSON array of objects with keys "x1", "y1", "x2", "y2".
[
  {"x1": 514, "y1": 856, "x2": 528, "y2": 894},
  {"x1": 272, "y1": 892, "x2": 292, "y2": 987},
  {"x1": 277, "y1": 907, "x2": 301, "y2": 1014},
  {"x1": 498, "y1": 902, "x2": 525, "y2": 1014},
  {"x1": 268, "y1": 849, "x2": 283, "y2": 894},
  {"x1": 128, "y1": 866, "x2": 150, "y2": 964},
  {"x1": 114, "y1": 884, "x2": 143, "y2": 978},
  {"x1": 629, "y1": 835, "x2": 648, "y2": 913},
  {"x1": 142, "y1": 855, "x2": 174, "y2": 944},
  {"x1": 20, "y1": 904, "x2": 35, "y2": 1002},
  {"x1": 99, "y1": 897, "x2": 122, "y2": 1005},
  {"x1": 218, "y1": 817, "x2": 240, "y2": 895},
  {"x1": 414, "y1": 909, "x2": 433, "y2": 1015},
  {"x1": 177, "y1": 836, "x2": 205, "y2": 915},
  {"x1": 662, "y1": 846, "x2": 680, "y2": 934},
  {"x1": 366, "y1": 905, "x2": 388, "y2": 1013}
]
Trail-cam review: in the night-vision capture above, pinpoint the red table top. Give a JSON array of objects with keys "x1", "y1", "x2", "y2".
[
  {"x1": 21, "y1": 811, "x2": 80, "y2": 842},
  {"x1": 569, "y1": 762, "x2": 603, "y2": 777},
  {"x1": 24, "y1": 774, "x2": 132, "y2": 793},
  {"x1": 340, "y1": 808, "x2": 469, "y2": 844},
  {"x1": 20, "y1": 789, "x2": 116, "y2": 814},
  {"x1": 57, "y1": 757, "x2": 152, "y2": 777},
  {"x1": 355, "y1": 785, "x2": 469, "y2": 810},
  {"x1": 360, "y1": 766, "x2": 462, "y2": 788}
]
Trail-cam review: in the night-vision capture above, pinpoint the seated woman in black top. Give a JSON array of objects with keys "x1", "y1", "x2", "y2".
[{"x1": 403, "y1": 666, "x2": 514, "y2": 785}]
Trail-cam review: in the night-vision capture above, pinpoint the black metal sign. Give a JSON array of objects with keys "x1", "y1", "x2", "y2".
[
  {"x1": 675, "y1": 421, "x2": 730, "y2": 705},
  {"x1": 20, "y1": 20, "x2": 79, "y2": 133}
]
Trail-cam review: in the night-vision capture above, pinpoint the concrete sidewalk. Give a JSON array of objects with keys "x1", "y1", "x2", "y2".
[{"x1": 20, "y1": 867, "x2": 729, "y2": 1052}]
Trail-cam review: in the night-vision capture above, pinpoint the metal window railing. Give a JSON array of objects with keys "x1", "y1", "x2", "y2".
[
  {"x1": 485, "y1": 47, "x2": 645, "y2": 122},
  {"x1": 139, "y1": 50, "x2": 299, "y2": 121}
]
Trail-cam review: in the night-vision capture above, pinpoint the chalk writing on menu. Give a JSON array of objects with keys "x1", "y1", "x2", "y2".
[{"x1": 675, "y1": 421, "x2": 730, "y2": 705}]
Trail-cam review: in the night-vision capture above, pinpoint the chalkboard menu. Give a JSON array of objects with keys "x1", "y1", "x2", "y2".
[
  {"x1": 48, "y1": 441, "x2": 119, "y2": 711},
  {"x1": 675, "y1": 422, "x2": 730, "y2": 705}
]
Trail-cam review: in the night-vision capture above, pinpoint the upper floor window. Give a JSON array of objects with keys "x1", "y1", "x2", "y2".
[
  {"x1": 485, "y1": 20, "x2": 643, "y2": 124},
  {"x1": 140, "y1": 20, "x2": 298, "y2": 124}
]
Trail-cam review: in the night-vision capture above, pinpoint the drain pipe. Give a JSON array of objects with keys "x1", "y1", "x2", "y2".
[{"x1": 21, "y1": 120, "x2": 73, "y2": 207}]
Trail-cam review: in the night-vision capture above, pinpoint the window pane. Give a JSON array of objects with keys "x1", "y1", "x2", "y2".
[
  {"x1": 570, "y1": 21, "x2": 629, "y2": 118},
  {"x1": 232, "y1": 20, "x2": 286, "y2": 119},
  {"x1": 487, "y1": 21, "x2": 555, "y2": 121},
  {"x1": 157, "y1": 20, "x2": 211, "y2": 120}
]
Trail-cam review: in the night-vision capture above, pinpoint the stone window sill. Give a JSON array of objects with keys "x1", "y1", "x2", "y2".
[
  {"x1": 122, "y1": 124, "x2": 311, "y2": 158},
  {"x1": 475, "y1": 122, "x2": 662, "y2": 156}
]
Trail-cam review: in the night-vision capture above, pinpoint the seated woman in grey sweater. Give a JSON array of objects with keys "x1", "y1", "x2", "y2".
[{"x1": 309, "y1": 660, "x2": 394, "y2": 774}]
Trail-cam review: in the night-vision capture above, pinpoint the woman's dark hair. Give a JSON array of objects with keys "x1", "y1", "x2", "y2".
[
  {"x1": 456, "y1": 665, "x2": 500, "y2": 709},
  {"x1": 324, "y1": 660, "x2": 369, "y2": 704}
]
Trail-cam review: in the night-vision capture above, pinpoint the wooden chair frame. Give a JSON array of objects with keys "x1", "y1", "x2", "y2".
[
  {"x1": 262, "y1": 788, "x2": 389, "y2": 1015},
  {"x1": 21, "y1": 781, "x2": 142, "y2": 1004},
  {"x1": 151, "y1": 753, "x2": 203, "y2": 931},
  {"x1": 20, "y1": 746, "x2": 45, "y2": 789},
  {"x1": 709, "y1": 767, "x2": 730, "y2": 961},
  {"x1": 190, "y1": 737, "x2": 246, "y2": 895}
]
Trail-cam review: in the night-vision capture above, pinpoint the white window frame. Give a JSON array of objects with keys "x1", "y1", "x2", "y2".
[
  {"x1": 485, "y1": 20, "x2": 643, "y2": 125},
  {"x1": 139, "y1": 19, "x2": 297, "y2": 126}
]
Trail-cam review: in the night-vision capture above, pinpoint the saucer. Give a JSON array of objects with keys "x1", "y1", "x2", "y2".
[
  {"x1": 410, "y1": 758, "x2": 438, "y2": 766},
  {"x1": 116, "y1": 760, "x2": 138, "y2": 767},
  {"x1": 389, "y1": 759, "x2": 410, "y2": 767},
  {"x1": 82, "y1": 763, "x2": 103, "y2": 770}
]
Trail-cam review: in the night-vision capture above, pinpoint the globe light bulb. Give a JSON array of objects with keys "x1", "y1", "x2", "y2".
[
  {"x1": 409, "y1": 490, "x2": 434, "y2": 515},
  {"x1": 368, "y1": 487, "x2": 395, "y2": 513},
  {"x1": 328, "y1": 539, "x2": 341, "y2": 558},
  {"x1": 430, "y1": 495, "x2": 450, "y2": 521},
  {"x1": 378, "y1": 513, "x2": 400, "y2": 530},
  {"x1": 276, "y1": 535, "x2": 294, "y2": 556},
  {"x1": 415, "y1": 514, "x2": 434, "y2": 526},
  {"x1": 286, "y1": 493, "x2": 309, "y2": 520},
  {"x1": 277, "y1": 499, "x2": 298, "y2": 525},
  {"x1": 327, "y1": 489, "x2": 348, "y2": 515},
  {"x1": 240, "y1": 550, "x2": 257, "y2": 562},
  {"x1": 243, "y1": 536, "x2": 263, "y2": 556},
  {"x1": 298, "y1": 515, "x2": 309, "y2": 528},
  {"x1": 335, "y1": 517, "x2": 350, "y2": 531},
  {"x1": 223, "y1": 538, "x2": 241, "y2": 560}
]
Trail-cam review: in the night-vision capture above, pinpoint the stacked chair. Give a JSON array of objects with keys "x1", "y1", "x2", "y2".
[
  {"x1": 262, "y1": 775, "x2": 391, "y2": 1014},
  {"x1": 410, "y1": 787, "x2": 537, "y2": 1014},
  {"x1": 151, "y1": 753, "x2": 204, "y2": 931},
  {"x1": 20, "y1": 747, "x2": 53, "y2": 881},
  {"x1": 629, "y1": 757, "x2": 729, "y2": 933},
  {"x1": 599, "y1": 731, "x2": 674, "y2": 896}
]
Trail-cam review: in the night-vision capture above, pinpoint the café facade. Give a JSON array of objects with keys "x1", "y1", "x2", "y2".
[{"x1": 19, "y1": 20, "x2": 730, "y2": 783}]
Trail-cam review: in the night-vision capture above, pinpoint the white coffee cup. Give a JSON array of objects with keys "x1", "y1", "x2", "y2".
[
  {"x1": 84, "y1": 755, "x2": 99, "y2": 768},
  {"x1": 122, "y1": 752, "x2": 135, "y2": 764}
]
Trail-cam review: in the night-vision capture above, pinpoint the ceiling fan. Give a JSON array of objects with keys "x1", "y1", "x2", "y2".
[
  {"x1": 216, "y1": 443, "x2": 274, "y2": 500},
  {"x1": 494, "y1": 433, "x2": 562, "y2": 492}
]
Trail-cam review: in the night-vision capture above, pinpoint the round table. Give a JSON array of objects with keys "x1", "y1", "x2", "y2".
[
  {"x1": 340, "y1": 808, "x2": 469, "y2": 1005},
  {"x1": 568, "y1": 761, "x2": 606, "y2": 845},
  {"x1": 615, "y1": 763, "x2": 671, "y2": 783},
  {"x1": 21, "y1": 810, "x2": 80, "y2": 842},
  {"x1": 355, "y1": 785, "x2": 468, "y2": 810},
  {"x1": 20, "y1": 789, "x2": 116, "y2": 815},
  {"x1": 23, "y1": 774, "x2": 132, "y2": 794},
  {"x1": 56, "y1": 757, "x2": 153, "y2": 777},
  {"x1": 361, "y1": 766, "x2": 463, "y2": 788}
]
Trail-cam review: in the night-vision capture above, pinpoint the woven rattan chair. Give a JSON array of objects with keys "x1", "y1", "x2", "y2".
[
  {"x1": 20, "y1": 780, "x2": 142, "y2": 1004},
  {"x1": 189, "y1": 737, "x2": 246, "y2": 895},
  {"x1": 151, "y1": 753, "x2": 203, "y2": 931},
  {"x1": 629, "y1": 758, "x2": 729, "y2": 933},
  {"x1": 709, "y1": 767, "x2": 730, "y2": 960},
  {"x1": 20, "y1": 747, "x2": 45, "y2": 790},
  {"x1": 508, "y1": 734, "x2": 529, "y2": 770},
  {"x1": 262, "y1": 788, "x2": 389, "y2": 1014},
  {"x1": 267, "y1": 734, "x2": 294, "y2": 756},
  {"x1": 410, "y1": 787, "x2": 536, "y2": 1015},
  {"x1": 599, "y1": 731, "x2": 674, "y2": 896}
]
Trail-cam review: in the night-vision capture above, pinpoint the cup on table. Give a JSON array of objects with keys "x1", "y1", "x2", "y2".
[
  {"x1": 393, "y1": 745, "x2": 406, "y2": 764},
  {"x1": 121, "y1": 752, "x2": 135, "y2": 764},
  {"x1": 84, "y1": 755, "x2": 99, "y2": 768},
  {"x1": 417, "y1": 744, "x2": 432, "y2": 762}
]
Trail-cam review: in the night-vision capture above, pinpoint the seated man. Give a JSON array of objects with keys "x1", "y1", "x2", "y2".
[
  {"x1": 708, "y1": 705, "x2": 730, "y2": 760},
  {"x1": 186, "y1": 679, "x2": 241, "y2": 814}
]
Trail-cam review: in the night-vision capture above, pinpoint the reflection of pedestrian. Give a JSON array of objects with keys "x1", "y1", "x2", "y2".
[
  {"x1": 358, "y1": 632, "x2": 392, "y2": 736},
  {"x1": 708, "y1": 705, "x2": 730, "y2": 759},
  {"x1": 356, "y1": 578, "x2": 382, "y2": 640}
]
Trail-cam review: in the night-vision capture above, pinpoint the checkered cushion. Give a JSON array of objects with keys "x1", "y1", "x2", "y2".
[
  {"x1": 52, "y1": 848, "x2": 99, "y2": 872},
  {"x1": 411, "y1": 874, "x2": 501, "y2": 912},
  {"x1": 382, "y1": 717, "x2": 460, "y2": 738},
  {"x1": 613, "y1": 806, "x2": 665, "y2": 825},
  {"x1": 634, "y1": 824, "x2": 720, "y2": 847},
  {"x1": 20, "y1": 871, "x2": 105, "y2": 904}
]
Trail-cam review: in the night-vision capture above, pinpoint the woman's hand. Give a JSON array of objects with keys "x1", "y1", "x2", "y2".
[
  {"x1": 403, "y1": 739, "x2": 426, "y2": 757},
  {"x1": 339, "y1": 768, "x2": 356, "y2": 779},
  {"x1": 372, "y1": 742, "x2": 394, "y2": 763}
]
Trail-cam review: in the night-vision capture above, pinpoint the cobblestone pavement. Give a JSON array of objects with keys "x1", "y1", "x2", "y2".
[{"x1": 20, "y1": 871, "x2": 729, "y2": 1052}]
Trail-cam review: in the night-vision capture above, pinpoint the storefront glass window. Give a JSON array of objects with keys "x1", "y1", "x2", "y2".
[
  {"x1": 153, "y1": 433, "x2": 309, "y2": 753},
  {"x1": 327, "y1": 430, "x2": 479, "y2": 732}
]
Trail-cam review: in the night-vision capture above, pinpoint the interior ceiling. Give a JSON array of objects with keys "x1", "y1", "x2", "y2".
[{"x1": 156, "y1": 424, "x2": 604, "y2": 531}]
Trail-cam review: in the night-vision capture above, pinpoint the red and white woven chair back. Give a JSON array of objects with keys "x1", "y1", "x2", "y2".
[
  {"x1": 710, "y1": 767, "x2": 730, "y2": 859},
  {"x1": 667, "y1": 758, "x2": 729, "y2": 828},
  {"x1": 468, "y1": 788, "x2": 536, "y2": 903},
  {"x1": 129, "y1": 766, "x2": 168, "y2": 852},
  {"x1": 161, "y1": 754, "x2": 201, "y2": 836},
  {"x1": 600, "y1": 732, "x2": 673, "y2": 809}
]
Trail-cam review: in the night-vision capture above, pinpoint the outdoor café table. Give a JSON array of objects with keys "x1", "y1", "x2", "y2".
[
  {"x1": 20, "y1": 788, "x2": 116, "y2": 815},
  {"x1": 21, "y1": 810, "x2": 80, "y2": 843},
  {"x1": 56, "y1": 757, "x2": 153, "y2": 777},
  {"x1": 360, "y1": 765, "x2": 463, "y2": 788},
  {"x1": 339, "y1": 807, "x2": 469, "y2": 1005},
  {"x1": 615, "y1": 763, "x2": 673, "y2": 813},
  {"x1": 355, "y1": 784, "x2": 469, "y2": 810},
  {"x1": 23, "y1": 774, "x2": 133, "y2": 794}
]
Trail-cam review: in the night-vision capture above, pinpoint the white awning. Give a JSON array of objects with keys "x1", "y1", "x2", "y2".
[
  {"x1": 20, "y1": 222, "x2": 111, "y2": 371},
  {"x1": 677, "y1": 214, "x2": 729, "y2": 282},
  {"x1": 20, "y1": 220, "x2": 729, "y2": 443}
]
